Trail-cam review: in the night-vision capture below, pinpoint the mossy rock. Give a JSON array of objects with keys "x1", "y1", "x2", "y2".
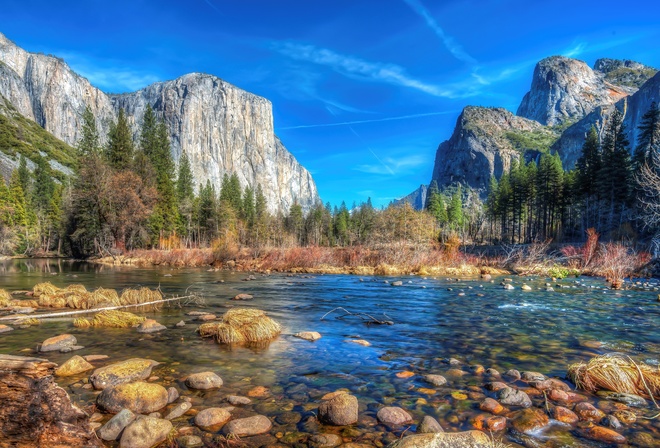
[
  {"x1": 55, "y1": 355, "x2": 94, "y2": 376},
  {"x1": 386, "y1": 431, "x2": 490, "y2": 448},
  {"x1": 90, "y1": 358, "x2": 159, "y2": 390},
  {"x1": 97, "y1": 381, "x2": 169, "y2": 414}
]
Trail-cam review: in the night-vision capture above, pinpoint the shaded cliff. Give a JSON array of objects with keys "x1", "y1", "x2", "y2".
[{"x1": 0, "y1": 32, "x2": 319, "y2": 212}]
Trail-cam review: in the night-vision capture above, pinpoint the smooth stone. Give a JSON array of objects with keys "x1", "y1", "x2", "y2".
[
  {"x1": 90, "y1": 358, "x2": 159, "y2": 390},
  {"x1": 510, "y1": 408, "x2": 550, "y2": 433},
  {"x1": 497, "y1": 387, "x2": 532, "y2": 408},
  {"x1": 423, "y1": 374, "x2": 447, "y2": 387},
  {"x1": 553, "y1": 406, "x2": 579, "y2": 425},
  {"x1": 582, "y1": 425, "x2": 626, "y2": 444},
  {"x1": 60, "y1": 345, "x2": 84, "y2": 353},
  {"x1": 119, "y1": 417, "x2": 173, "y2": 448},
  {"x1": 232, "y1": 293, "x2": 253, "y2": 300},
  {"x1": 167, "y1": 387, "x2": 179, "y2": 403},
  {"x1": 345, "y1": 339, "x2": 371, "y2": 346},
  {"x1": 503, "y1": 284, "x2": 515, "y2": 290},
  {"x1": 318, "y1": 393, "x2": 359, "y2": 425},
  {"x1": 294, "y1": 331, "x2": 322, "y2": 341},
  {"x1": 97, "y1": 381, "x2": 169, "y2": 414},
  {"x1": 391, "y1": 281, "x2": 403, "y2": 286},
  {"x1": 175, "y1": 320, "x2": 185, "y2": 327},
  {"x1": 98, "y1": 408, "x2": 137, "y2": 441},
  {"x1": 416, "y1": 415, "x2": 444, "y2": 434},
  {"x1": 479, "y1": 398, "x2": 504, "y2": 414},
  {"x1": 377, "y1": 406, "x2": 413, "y2": 426},
  {"x1": 84, "y1": 354, "x2": 110, "y2": 362},
  {"x1": 521, "y1": 371, "x2": 546, "y2": 382},
  {"x1": 504, "y1": 369, "x2": 521, "y2": 381},
  {"x1": 386, "y1": 431, "x2": 490, "y2": 448},
  {"x1": 55, "y1": 355, "x2": 94, "y2": 376},
  {"x1": 136, "y1": 319, "x2": 167, "y2": 333},
  {"x1": 222, "y1": 415, "x2": 272, "y2": 437},
  {"x1": 596, "y1": 391, "x2": 648, "y2": 407},
  {"x1": 165, "y1": 401, "x2": 192, "y2": 420},
  {"x1": 196, "y1": 314, "x2": 216, "y2": 321},
  {"x1": 39, "y1": 334, "x2": 76, "y2": 352},
  {"x1": 521, "y1": 284, "x2": 532, "y2": 291},
  {"x1": 194, "y1": 407, "x2": 231, "y2": 430},
  {"x1": 0, "y1": 324, "x2": 14, "y2": 333},
  {"x1": 227, "y1": 395, "x2": 252, "y2": 405},
  {"x1": 185, "y1": 371, "x2": 223, "y2": 389},
  {"x1": 177, "y1": 435, "x2": 203, "y2": 448},
  {"x1": 309, "y1": 433, "x2": 342, "y2": 448},
  {"x1": 575, "y1": 402, "x2": 606, "y2": 422}
]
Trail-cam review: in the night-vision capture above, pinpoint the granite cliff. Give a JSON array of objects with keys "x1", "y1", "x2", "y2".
[
  {"x1": 0, "y1": 32, "x2": 319, "y2": 212},
  {"x1": 418, "y1": 55, "x2": 658, "y2": 206}
]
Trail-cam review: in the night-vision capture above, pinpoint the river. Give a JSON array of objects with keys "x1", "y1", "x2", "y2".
[{"x1": 1, "y1": 258, "x2": 659, "y2": 447}]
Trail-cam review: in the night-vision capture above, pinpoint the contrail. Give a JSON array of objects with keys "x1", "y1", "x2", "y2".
[
  {"x1": 203, "y1": 0, "x2": 221, "y2": 13},
  {"x1": 280, "y1": 110, "x2": 455, "y2": 130}
]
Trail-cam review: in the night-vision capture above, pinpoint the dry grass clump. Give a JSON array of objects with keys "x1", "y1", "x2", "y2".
[
  {"x1": 18, "y1": 318, "x2": 41, "y2": 326},
  {"x1": 198, "y1": 308, "x2": 281, "y2": 345},
  {"x1": 568, "y1": 353, "x2": 660, "y2": 400},
  {"x1": 33, "y1": 282, "x2": 61, "y2": 297},
  {"x1": 0, "y1": 289, "x2": 12, "y2": 307},
  {"x1": 9, "y1": 299, "x2": 40, "y2": 308},
  {"x1": 33, "y1": 282, "x2": 162, "y2": 310},
  {"x1": 119, "y1": 288, "x2": 162, "y2": 307},
  {"x1": 73, "y1": 310, "x2": 146, "y2": 329}
]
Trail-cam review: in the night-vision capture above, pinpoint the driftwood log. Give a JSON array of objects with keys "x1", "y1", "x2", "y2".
[{"x1": 0, "y1": 354, "x2": 101, "y2": 447}]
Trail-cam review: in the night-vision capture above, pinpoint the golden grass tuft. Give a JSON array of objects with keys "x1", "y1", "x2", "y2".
[
  {"x1": 33, "y1": 282, "x2": 61, "y2": 297},
  {"x1": 568, "y1": 353, "x2": 660, "y2": 400},
  {"x1": 0, "y1": 289, "x2": 12, "y2": 307},
  {"x1": 74, "y1": 310, "x2": 147, "y2": 328},
  {"x1": 73, "y1": 317, "x2": 93, "y2": 328},
  {"x1": 18, "y1": 318, "x2": 41, "y2": 326},
  {"x1": 198, "y1": 308, "x2": 281, "y2": 345},
  {"x1": 9, "y1": 299, "x2": 40, "y2": 308},
  {"x1": 34, "y1": 283, "x2": 162, "y2": 310},
  {"x1": 119, "y1": 288, "x2": 163, "y2": 307}
]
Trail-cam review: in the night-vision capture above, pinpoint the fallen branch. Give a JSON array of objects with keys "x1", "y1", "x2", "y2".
[
  {"x1": 0, "y1": 294, "x2": 199, "y2": 322},
  {"x1": 320, "y1": 307, "x2": 394, "y2": 325}
]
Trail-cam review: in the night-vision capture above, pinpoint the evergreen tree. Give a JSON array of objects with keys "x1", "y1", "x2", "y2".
[
  {"x1": 31, "y1": 155, "x2": 55, "y2": 214},
  {"x1": 77, "y1": 105, "x2": 100, "y2": 157},
  {"x1": 139, "y1": 105, "x2": 158, "y2": 160},
  {"x1": 150, "y1": 120, "x2": 179, "y2": 236},
  {"x1": 17, "y1": 156, "x2": 31, "y2": 197},
  {"x1": 228, "y1": 173, "x2": 242, "y2": 213},
  {"x1": 426, "y1": 180, "x2": 447, "y2": 224},
  {"x1": 197, "y1": 181, "x2": 217, "y2": 242},
  {"x1": 577, "y1": 126, "x2": 602, "y2": 198},
  {"x1": 242, "y1": 186, "x2": 255, "y2": 226},
  {"x1": 536, "y1": 153, "x2": 564, "y2": 239},
  {"x1": 447, "y1": 187, "x2": 464, "y2": 229},
  {"x1": 176, "y1": 151, "x2": 194, "y2": 203},
  {"x1": 106, "y1": 108, "x2": 134, "y2": 170},
  {"x1": 255, "y1": 184, "x2": 267, "y2": 219},
  {"x1": 287, "y1": 201, "x2": 304, "y2": 245},
  {"x1": 633, "y1": 102, "x2": 660, "y2": 169}
]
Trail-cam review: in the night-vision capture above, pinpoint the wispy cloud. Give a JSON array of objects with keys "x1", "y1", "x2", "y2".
[
  {"x1": 401, "y1": 0, "x2": 476, "y2": 65},
  {"x1": 203, "y1": 0, "x2": 221, "y2": 13},
  {"x1": 280, "y1": 110, "x2": 456, "y2": 130},
  {"x1": 56, "y1": 51, "x2": 160, "y2": 92},
  {"x1": 354, "y1": 154, "x2": 428, "y2": 176},
  {"x1": 273, "y1": 42, "x2": 460, "y2": 98},
  {"x1": 563, "y1": 42, "x2": 588, "y2": 58}
]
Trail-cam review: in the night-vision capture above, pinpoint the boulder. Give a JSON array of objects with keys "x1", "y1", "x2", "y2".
[
  {"x1": 97, "y1": 381, "x2": 169, "y2": 414},
  {"x1": 185, "y1": 371, "x2": 223, "y2": 390},
  {"x1": 294, "y1": 331, "x2": 322, "y2": 341},
  {"x1": 318, "y1": 393, "x2": 358, "y2": 425},
  {"x1": 136, "y1": 319, "x2": 167, "y2": 333},
  {"x1": 377, "y1": 406, "x2": 413, "y2": 426},
  {"x1": 497, "y1": 387, "x2": 532, "y2": 408},
  {"x1": 416, "y1": 415, "x2": 444, "y2": 434},
  {"x1": 90, "y1": 358, "x2": 159, "y2": 390},
  {"x1": 386, "y1": 431, "x2": 491, "y2": 448},
  {"x1": 119, "y1": 417, "x2": 173, "y2": 448},
  {"x1": 97, "y1": 409, "x2": 136, "y2": 441},
  {"x1": 222, "y1": 415, "x2": 272, "y2": 437},
  {"x1": 55, "y1": 355, "x2": 94, "y2": 376},
  {"x1": 38, "y1": 334, "x2": 77, "y2": 352},
  {"x1": 194, "y1": 407, "x2": 231, "y2": 430}
]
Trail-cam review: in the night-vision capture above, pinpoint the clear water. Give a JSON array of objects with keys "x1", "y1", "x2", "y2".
[{"x1": 1, "y1": 258, "x2": 659, "y2": 447}]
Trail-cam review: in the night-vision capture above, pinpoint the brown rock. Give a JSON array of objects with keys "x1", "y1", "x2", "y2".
[
  {"x1": 97, "y1": 381, "x2": 169, "y2": 414},
  {"x1": 222, "y1": 415, "x2": 272, "y2": 437},
  {"x1": 194, "y1": 407, "x2": 231, "y2": 430},
  {"x1": 504, "y1": 369, "x2": 521, "y2": 381},
  {"x1": 318, "y1": 393, "x2": 358, "y2": 425},
  {"x1": 497, "y1": 387, "x2": 532, "y2": 408},
  {"x1": 486, "y1": 416, "x2": 507, "y2": 431},
  {"x1": 38, "y1": 334, "x2": 77, "y2": 352},
  {"x1": 119, "y1": 417, "x2": 172, "y2": 448},
  {"x1": 548, "y1": 389, "x2": 569, "y2": 403},
  {"x1": 386, "y1": 431, "x2": 491, "y2": 448},
  {"x1": 553, "y1": 406, "x2": 579, "y2": 424},
  {"x1": 377, "y1": 406, "x2": 413, "y2": 426},
  {"x1": 510, "y1": 408, "x2": 549, "y2": 433},
  {"x1": 416, "y1": 415, "x2": 443, "y2": 434},
  {"x1": 90, "y1": 358, "x2": 159, "y2": 390},
  {"x1": 136, "y1": 319, "x2": 167, "y2": 333},
  {"x1": 484, "y1": 381, "x2": 508, "y2": 392},
  {"x1": 185, "y1": 371, "x2": 223, "y2": 390},
  {"x1": 396, "y1": 371, "x2": 415, "y2": 378},
  {"x1": 293, "y1": 331, "x2": 321, "y2": 341},
  {"x1": 55, "y1": 355, "x2": 94, "y2": 376},
  {"x1": 479, "y1": 398, "x2": 504, "y2": 414},
  {"x1": 232, "y1": 293, "x2": 253, "y2": 300},
  {"x1": 582, "y1": 425, "x2": 626, "y2": 444},
  {"x1": 247, "y1": 385, "x2": 269, "y2": 397},
  {"x1": 575, "y1": 402, "x2": 605, "y2": 422}
]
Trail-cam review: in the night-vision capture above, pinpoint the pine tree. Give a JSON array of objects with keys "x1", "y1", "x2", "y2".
[
  {"x1": 242, "y1": 186, "x2": 255, "y2": 226},
  {"x1": 17, "y1": 156, "x2": 31, "y2": 196},
  {"x1": 287, "y1": 201, "x2": 304, "y2": 245},
  {"x1": 447, "y1": 187, "x2": 464, "y2": 229},
  {"x1": 228, "y1": 173, "x2": 242, "y2": 213},
  {"x1": 255, "y1": 184, "x2": 267, "y2": 219},
  {"x1": 31, "y1": 155, "x2": 55, "y2": 214},
  {"x1": 633, "y1": 102, "x2": 660, "y2": 169},
  {"x1": 8, "y1": 170, "x2": 29, "y2": 230},
  {"x1": 106, "y1": 108, "x2": 134, "y2": 170},
  {"x1": 176, "y1": 151, "x2": 194, "y2": 203},
  {"x1": 77, "y1": 105, "x2": 100, "y2": 157},
  {"x1": 139, "y1": 105, "x2": 158, "y2": 160},
  {"x1": 426, "y1": 180, "x2": 447, "y2": 224}
]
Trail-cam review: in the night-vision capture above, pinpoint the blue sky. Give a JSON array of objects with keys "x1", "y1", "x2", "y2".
[{"x1": 2, "y1": 0, "x2": 659, "y2": 207}]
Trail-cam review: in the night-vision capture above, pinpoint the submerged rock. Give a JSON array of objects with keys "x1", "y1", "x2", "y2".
[
  {"x1": 185, "y1": 371, "x2": 223, "y2": 390},
  {"x1": 386, "y1": 431, "x2": 490, "y2": 447},
  {"x1": 194, "y1": 407, "x2": 231, "y2": 430},
  {"x1": 38, "y1": 334, "x2": 77, "y2": 352},
  {"x1": 497, "y1": 387, "x2": 532, "y2": 408},
  {"x1": 227, "y1": 395, "x2": 252, "y2": 405},
  {"x1": 164, "y1": 401, "x2": 192, "y2": 420},
  {"x1": 582, "y1": 425, "x2": 626, "y2": 444},
  {"x1": 97, "y1": 381, "x2": 169, "y2": 414},
  {"x1": 510, "y1": 408, "x2": 549, "y2": 433},
  {"x1": 416, "y1": 415, "x2": 444, "y2": 434},
  {"x1": 90, "y1": 358, "x2": 159, "y2": 390},
  {"x1": 136, "y1": 319, "x2": 167, "y2": 333},
  {"x1": 377, "y1": 406, "x2": 413, "y2": 426},
  {"x1": 318, "y1": 393, "x2": 359, "y2": 425},
  {"x1": 222, "y1": 415, "x2": 272, "y2": 437},
  {"x1": 55, "y1": 355, "x2": 94, "y2": 377},
  {"x1": 0, "y1": 324, "x2": 14, "y2": 333},
  {"x1": 596, "y1": 391, "x2": 647, "y2": 407},
  {"x1": 423, "y1": 374, "x2": 447, "y2": 387},
  {"x1": 294, "y1": 331, "x2": 322, "y2": 341},
  {"x1": 232, "y1": 293, "x2": 254, "y2": 300},
  {"x1": 119, "y1": 416, "x2": 172, "y2": 448}
]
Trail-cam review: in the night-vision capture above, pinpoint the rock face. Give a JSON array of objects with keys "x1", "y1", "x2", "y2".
[
  {"x1": 0, "y1": 32, "x2": 319, "y2": 212},
  {"x1": 0, "y1": 354, "x2": 101, "y2": 447},
  {"x1": 594, "y1": 58, "x2": 657, "y2": 89},
  {"x1": 393, "y1": 184, "x2": 428, "y2": 209},
  {"x1": 517, "y1": 56, "x2": 633, "y2": 126},
  {"x1": 430, "y1": 107, "x2": 550, "y2": 193}
]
